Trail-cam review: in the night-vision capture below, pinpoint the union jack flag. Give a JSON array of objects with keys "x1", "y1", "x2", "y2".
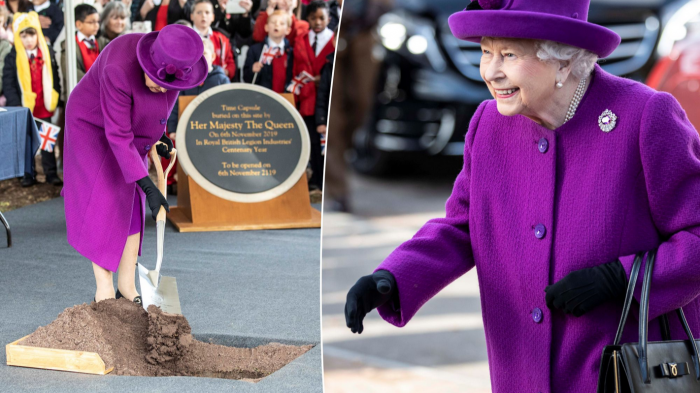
[
  {"x1": 320, "y1": 132, "x2": 325, "y2": 156},
  {"x1": 36, "y1": 119, "x2": 61, "y2": 153},
  {"x1": 286, "y1": 71, "x2": 314, "y2": 95},
  {"x1": 260, "y1": 45, "x2": 280, "y2": 65}
]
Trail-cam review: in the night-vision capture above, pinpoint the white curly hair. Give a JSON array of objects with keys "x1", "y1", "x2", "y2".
[{"x1": 482, "y1": 37, "x2": 599, "y2": 80}]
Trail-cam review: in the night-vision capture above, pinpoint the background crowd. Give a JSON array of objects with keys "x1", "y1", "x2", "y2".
[{"x1": 0, "y1": 0, "x2": 340, "y2": 193}]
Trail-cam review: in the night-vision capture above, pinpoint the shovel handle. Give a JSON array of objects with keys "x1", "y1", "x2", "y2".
[{"x1": 148, "y1": 142, "x2": 177, "y2": 222}]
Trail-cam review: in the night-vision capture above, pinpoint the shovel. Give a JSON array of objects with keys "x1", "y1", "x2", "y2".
[{"x1": 138, "y1": 142, "x2": 182, "y2": 315}]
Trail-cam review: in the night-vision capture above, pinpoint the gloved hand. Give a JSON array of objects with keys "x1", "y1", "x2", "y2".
[
  {"x1": 345, "y1": 270, "x2": 397, "y2": 334},
  {"x1": 156, "y1": 133, "x2": 173, "y2": 159},
  {"x1": 545, "y1": 260, "x2": 627, "y2": 317},
  {"x1": 136, "y1": 175, "x2": 169, "y2": 220}
]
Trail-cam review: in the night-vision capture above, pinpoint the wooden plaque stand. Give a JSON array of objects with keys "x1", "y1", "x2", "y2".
[{"x1": 167, "y1": 94, "x2": 321, "y2": 232}]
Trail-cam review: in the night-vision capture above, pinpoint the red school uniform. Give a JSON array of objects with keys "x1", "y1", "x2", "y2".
[
  {"x1": 292, "y1": 30, "x2": 334, "y2": 117},
  {"x1": 29, "y1": 48, "x2": 53, "y2": 119},
  {"x1": 209, "y1": 29, "x2": 236, "y2": 79},
  {"x1": 76, "y1": 35, "x2": 100, "y2": 72}
]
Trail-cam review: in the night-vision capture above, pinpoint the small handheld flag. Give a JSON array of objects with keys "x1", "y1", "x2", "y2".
[
  {"x1": 286, "y1": 71, "x2": 314, "y2": 95},
  {"x1": 261, "y1": 45, "x2": 280, "y2": 65},
  {"x1": 36, "y1": 119, "x2": 61, "y2": 153}
]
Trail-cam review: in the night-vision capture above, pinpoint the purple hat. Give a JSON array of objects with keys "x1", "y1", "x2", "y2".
[
  {"x1": 136, "y1": 24, "x2": 208, "y2": 90},
  {"x1": 448, "y1": 0, "x2": 621, "y2": 58}
]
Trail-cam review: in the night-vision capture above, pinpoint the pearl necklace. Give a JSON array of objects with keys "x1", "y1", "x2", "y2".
[{"x1": 564, "y1": 76, "x2": 587, "y2": 123}]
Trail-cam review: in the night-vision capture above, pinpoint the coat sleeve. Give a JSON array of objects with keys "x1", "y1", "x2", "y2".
[
  {"x1": 252, "y1": 11, "x2": 267, "y2": 43},
  {"x1": 315, "y1": 58, "x2": 332, "y2": 127},
  {"x1": 619, "y1": 91, "x2": 700, "y2": 321},
  {"x1": 99, "y1": 65, "x2": 149, "y2": 184},
  {"x1": 374, "y1": 100, "x2": 488, "y2": 327},
  {"x1": 2, "y1": 49, "x2": 22, "y2": 107},
  {"x1": 242, "y1": 44, "x2": 257, "y2": 84},
  {"x1": 43, "y1": 5, "x2": 64, "y2": 44}
]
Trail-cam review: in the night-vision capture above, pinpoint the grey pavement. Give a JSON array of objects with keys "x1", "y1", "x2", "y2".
[
  {"x1": 0, "y1": 196, "x2": 322, "y2": 392},
  {"x1": 322, "y1": 170, "x2": 492, "y2": 393}
]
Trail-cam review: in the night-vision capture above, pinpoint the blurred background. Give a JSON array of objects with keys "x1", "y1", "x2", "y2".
[{"x1": 322, "y1": 0, "x2": 700, "y2": 391}]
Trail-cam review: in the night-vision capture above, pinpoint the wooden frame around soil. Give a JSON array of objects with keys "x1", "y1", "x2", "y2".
[{"x1": 6, "y1": 335, "x2": 113, "y2": 375}]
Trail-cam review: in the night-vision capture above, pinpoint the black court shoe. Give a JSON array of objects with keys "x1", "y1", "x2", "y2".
[{"x1": 116, "y1": 289, "x2": 143, "y2": 305}]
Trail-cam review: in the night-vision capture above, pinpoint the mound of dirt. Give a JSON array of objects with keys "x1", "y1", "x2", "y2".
[{"x1": 20, "y1": 299, "x2": 312, "y2": 380}]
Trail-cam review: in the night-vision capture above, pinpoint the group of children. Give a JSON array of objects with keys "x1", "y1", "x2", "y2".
[
  {"x1": 0, "y1": 0, "x2": 334, "y2": 192},
  {"x1": 244, "y1": 0, "x2": 334, "y2": 190}
]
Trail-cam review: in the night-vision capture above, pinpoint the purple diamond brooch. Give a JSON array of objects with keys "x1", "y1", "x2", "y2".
[{"x1": 598, "y1": 109, "x2": 617, "y2": 132}]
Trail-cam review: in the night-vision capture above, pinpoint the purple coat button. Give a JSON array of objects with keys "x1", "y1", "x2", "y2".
[
  {"x1": 532, "y1": 307, "x2": 543, "y2": 323},
  {"x1": 538, "y1": 138, "x2": 548, "y2": 153},
  {"x1": 160, "y1": 118, "x2": 166, "y2": 125},
  {"x1": 534, "y1": 224, "x2": 546, "y2": 239},
  {"x1": 144, "y1": 144, "x2": 151, "y2": 151}
]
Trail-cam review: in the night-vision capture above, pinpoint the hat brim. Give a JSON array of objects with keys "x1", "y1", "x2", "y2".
[
  {"x1": 136, "y1": 31, "x2": 209, "y2": 91},
  {"x1": 448, "y1": 10, "x2": 621, "y2": 58}
]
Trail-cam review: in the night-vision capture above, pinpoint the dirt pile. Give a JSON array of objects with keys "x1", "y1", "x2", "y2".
[
  {"x1": 20, "y1": 299, "x2": 312, "y2": 380},
  {"x1": 145, "y1": 305, "x2": 193, "y2": 365}
]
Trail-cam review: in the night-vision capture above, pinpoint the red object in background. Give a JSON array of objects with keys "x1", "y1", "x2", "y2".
[{"x1": 647, "y1": 38, "x2": 700, "y2": 134}]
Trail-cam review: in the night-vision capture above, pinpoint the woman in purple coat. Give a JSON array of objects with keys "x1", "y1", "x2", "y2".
[
  {"x1": 344, "y1": 0, "x2": 700, "y2": 391},
  {"x1": 62, "y1": 25, "x2": 207, "y2": 303}
]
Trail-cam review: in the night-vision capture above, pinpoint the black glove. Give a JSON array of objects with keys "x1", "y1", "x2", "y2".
[
  {"x1": 545, "y1": 260, "x2": 627, "y2": 317},
  {"x1": 136, "y1": 175, "x2": 169, "y2": 220},
  {"x1": 156, "y1": 133, "x2": 173, "y2": 159},
  {"x1": 345, "y1": 270, "x2": 397, "y2": 334}
]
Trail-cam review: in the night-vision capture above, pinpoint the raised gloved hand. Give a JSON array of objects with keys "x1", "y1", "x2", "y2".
[
  {"x1": 345, "y1": 270, "x2": 397, "y2": 334},
  {"x1": 156, "y1": 133, "x2": 173, "y2": 159},
  {"x1": 136, "y1": 175, "x2": 169, "y2": 220},
  {"x1": 545, "y1": 260, "x2": 627, "y2": 317}
]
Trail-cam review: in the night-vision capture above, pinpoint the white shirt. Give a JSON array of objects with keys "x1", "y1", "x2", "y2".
[
  {"x1": 77, "y1": 31, "x2": 96, "y2": 48},
  {"x1": 26, "y1": 48, "x2": 38, "y2": 59},
  {"x1": 196, "y1": 27, "x2": 213, "y2": 40},
  {"x1": 267, "y1": 37, "x2": 285, "y2": 52},
  {"x1": 308, "y1": 28, "x2": 332, "y2": 57},
  {"x1": 33, "y1": 1, "x2": 51, "y2": 12}
]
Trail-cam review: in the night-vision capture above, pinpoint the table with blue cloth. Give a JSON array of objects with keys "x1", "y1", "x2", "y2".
[{"x1": 0, "y1": 107, "x2": 40, "y2": 182}]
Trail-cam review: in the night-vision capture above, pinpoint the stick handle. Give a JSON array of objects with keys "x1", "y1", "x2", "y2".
[{"x1": 148, "y1": 143, "x2": 168, "y2": 222}]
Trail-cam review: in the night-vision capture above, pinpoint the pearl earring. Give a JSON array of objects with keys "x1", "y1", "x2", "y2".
[{"x1": 556, "y1": 81, "x2": 563, "y2": 88}]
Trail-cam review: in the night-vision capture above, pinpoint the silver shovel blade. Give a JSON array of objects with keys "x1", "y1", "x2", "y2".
[{"x1": 138, "y1": 263, "x2": 182, "y2": 315}]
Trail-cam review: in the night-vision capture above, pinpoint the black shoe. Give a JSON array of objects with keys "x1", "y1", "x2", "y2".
[
  {"x1": 116, "y1": 289, "x2": 142, "y2": 305},
  {"x1": 20, "y1": 174, "x2": 36, "y2": 187},
  {"x1": 45, "y1": 173, "x2": 63, "y2": 186}
]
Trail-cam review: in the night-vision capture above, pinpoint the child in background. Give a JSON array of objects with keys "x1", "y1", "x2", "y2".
[
  {"x1": 30, "y1": 0, "x2": 62, "y2": 44},
  {"x1": 315, "y1": 50, "x2": 333, "y2": 155},
  {"x1": 253, "y1": 0, "x2": 308, "y2": 47},
  {"x1": 2, "y1": 11, "x2": 61, "y2": 186},
  {"x1": 243, "y1": 10, "x2": 293, "y2": 93},
  {"x1": 60, "y1": 4, "x2": 100, "y2": 97},
  {"x1": 190, "y1": 0, "x2": 236, "y2": 80},
  {"x1": 164, "y1": 38, "x2": 229, "y2": 194},
  {"x1": 292, "y1": 0, "x2": 333, "y2": 190}
]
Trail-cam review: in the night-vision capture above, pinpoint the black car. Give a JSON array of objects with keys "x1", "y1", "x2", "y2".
[{"x1": 352, "y1": 0, "x2": 694, "y2": 174}]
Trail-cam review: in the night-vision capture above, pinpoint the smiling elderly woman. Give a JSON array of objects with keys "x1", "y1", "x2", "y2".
[{"x1": 343, "y1": 0, "x2": 700, "y2": 392}]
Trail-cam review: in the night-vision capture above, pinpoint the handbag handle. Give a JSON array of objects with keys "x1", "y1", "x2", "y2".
[
  {"x1": 637, "y1": 248, "x2": 700, "y2": 383},
  {"x1": 613, "y1": 252, "x2": 643, "y2": 346}
]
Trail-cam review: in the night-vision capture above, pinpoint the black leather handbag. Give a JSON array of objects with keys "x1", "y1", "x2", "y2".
[{"x1": 597, "y1": 248, "x2": 700, "y2": 392}]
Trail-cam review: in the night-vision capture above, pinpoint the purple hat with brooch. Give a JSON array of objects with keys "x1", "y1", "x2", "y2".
[
  {"x1": 136, "y1": 24, "x2": 208, "y2": 90},
  {"x1": 448, "y1": 0, "x2": 621, "y2": 58}
]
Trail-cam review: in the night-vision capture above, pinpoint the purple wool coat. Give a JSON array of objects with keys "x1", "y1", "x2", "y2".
[
  {"x1": 62, "y1": 34, "x2": 179, "y2": 272},
  {"x1": 375, "y1": 63, "x2": 700, "y2": 392}
]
